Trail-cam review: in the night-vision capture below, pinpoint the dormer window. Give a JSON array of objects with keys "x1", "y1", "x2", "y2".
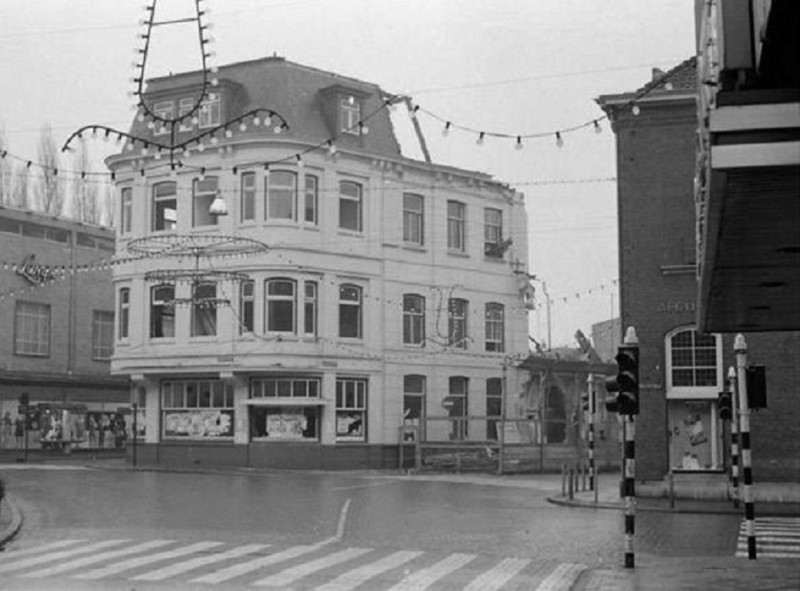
[
  {"x1": 153, "y1": 101, "x2": 174, "y2": 136},
  {"x1": 340, "y1": 97, "x2": 361, "y2": 134},
  {"x1": 178, "y1": 97, "x2": 194, "y2": 132},
  {"x1": 199, "y1": 94, "x2": 221, "y2": 128}
]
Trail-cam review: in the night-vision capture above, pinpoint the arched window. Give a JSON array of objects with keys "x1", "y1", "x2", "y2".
[
  {"x1": 150, "y1": 284, "x2": 175, "y2": 338},
  {"x1": 665, "y1": 327, "x2": 722, "y2": 397}
]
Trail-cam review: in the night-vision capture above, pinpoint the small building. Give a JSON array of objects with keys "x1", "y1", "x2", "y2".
[
  {"x1": 0, "y1": 206, "x2": 130, "y2": 451},
  {"x1": 105, "y1": 56, "x2": 534, "y2": 470}
]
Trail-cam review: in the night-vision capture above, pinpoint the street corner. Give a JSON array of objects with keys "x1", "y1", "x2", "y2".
[{"x1": 0, "y1": 494, "x2": 24, "y2": 550}]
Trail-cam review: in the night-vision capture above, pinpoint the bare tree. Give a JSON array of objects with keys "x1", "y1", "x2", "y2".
[
  {"x1": 0, "y1": 125, "x2": 12, "y2": 206},
  {"x1": 102, "y1": 178, "x2": 116, "y2": 228},
  {"x1": 35, "y1": 123, "x2": 63, "y2": 214},
  {"x1": 71, "y1": 140, "x2": 99, "y2": 223},
  {"x1": 12, "y1": 160, "x2": 30, "y2": 209}
]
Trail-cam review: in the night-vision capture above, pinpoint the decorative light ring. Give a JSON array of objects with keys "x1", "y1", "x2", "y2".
[
  {"x1": 126, "y1": 233, "x2": 269, "y2": 257},
  {"x1": 145, "y1": 269, "x2": 250, "y2": 283}
]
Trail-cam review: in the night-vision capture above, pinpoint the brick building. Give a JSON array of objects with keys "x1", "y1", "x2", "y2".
[
  {"x1": 597, "y1": 59, "x2": 800, "y2": 483},
  {"x1": 0, "y1": 206, "x2": 130, "y2": 451},
  {"x1": 105, "y1": 56, "x2": 534, "y2": 470}
]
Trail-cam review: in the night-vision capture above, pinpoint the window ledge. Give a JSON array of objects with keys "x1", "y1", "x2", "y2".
[
  {"x1": 447, "y1": 250, "x2": 470, "y2": 259},
  {"x1": 337, "y1": 229, "x2": 364, "y2": 238},
  {"x1": 402, "y1": 244, "x2": 427, "y2": 253}
]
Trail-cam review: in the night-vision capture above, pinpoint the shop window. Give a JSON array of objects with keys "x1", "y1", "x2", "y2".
[
  {"x1": 447, "y1": 200, "x2": 466, "y2": 252},
  {"x1": 13, "y1": 301, "x2": 50, "y2": 356},
  {"x1": 304, "y1": 281, "x2": 318, "y2": 336},
  {"x1": 266, "y1": 170, "x2": 297, "y2": 221},
  {"x1": 118, "y1": 287, "x2": 130, "y2": 340},
  {"x1": 339, "y1": 283, "x2": 362, "y2": 339},
  {"x1": 544, "y1": 385, "x2": 566, "y2": 444},
  {"x1": 240, "y1": 172, "x2": 256, "y2": 222},
  {"x1": 92, "y1": 310, "x2": 114, "y2": 360},
  {"x1": 191, "y1": 282, "x2": 217, "y2": 337},
  {"x1": 250, "y1": 377, "x2": 322, "y2": 441},
  {"x1": 485, "y1": 302, "x2": 505, "y2": 352},
  {"x1": 338, "y1": 180, "x2": 362, "y2": 232},
  {"x1": 403, "y1": 193, "x2": 424, "y2": 245},
  {"x1": 448, "y1": 376, "x2": 468, "y2": 440},
  {"x1": 336, "y1": 378, "x2": 367, "y2": 441},
  {"x1": 403, "y1": 375, "x2": 426, "y2": 441},
  {"x1": 161, "y1": 379, "x2": 234, "y2": 440},
  {"x1": 304, "y1": 175, "x2": 318, "y2": 225},
  {"x1": 120, "y1": 187, "x2": 132, "y2": 234},
  {"x1": 150, "y1": 284, "x2": 175, "y2": 338},
  {"x1": 484, "y1": 208, "x2": 503, "y2": 257},
  {"x1": 666, "y1": 327, "x2": 722, "y2": 397},
  {"x1": 486, "y1": 377, "x2": 503, "y2": 440},
  {"x1": 152, "y1": 182, "x2": 177, "y2": 231},
  {"x1": 193, "y1": 176, "x2": 219, "y2": 227},
  {"x1": 266, "y1": 278, "x2": 296, "y2": 334},
  {"x1": 239, "y1": 279, "x2": 254, "y2": 334},
  {"x1": 403, "y1": 294, "x2": 425, "y2": 345},
  {"x1": 448, "y1": 298, "x2": 468, "y2": 348}
]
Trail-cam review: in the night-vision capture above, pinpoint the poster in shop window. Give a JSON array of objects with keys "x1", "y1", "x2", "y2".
[
  {"x1": 163, "y1": 409, "x2": 233, "y2": 439},
  {"x1": 265, "y1": 412, "x2": 307, "y2": 439},
  {"x1": 336, "y1": 411, "x2": 364, "y2": 441}
]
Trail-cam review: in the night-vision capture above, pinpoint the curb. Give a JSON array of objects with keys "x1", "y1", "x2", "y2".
[{"x1": 0, "y1": 494, "x2": 23, "y2": 550}]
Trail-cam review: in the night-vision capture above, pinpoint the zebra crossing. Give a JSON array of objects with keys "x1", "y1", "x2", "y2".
[
  {"x1": 0, "y1": 537, "x2": 587, "y2": 590},
  {"x1": 736, "y1": 517, "x2": 800, "y2": 559}
]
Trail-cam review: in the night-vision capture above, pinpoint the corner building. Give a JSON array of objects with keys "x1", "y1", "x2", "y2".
[{"x1": 108, "y1": 57, "x2": 532, "y2": 470}]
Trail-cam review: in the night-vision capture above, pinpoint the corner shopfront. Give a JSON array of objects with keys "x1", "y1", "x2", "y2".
[{"x1": 135, "y1": 372, "x2": 396, "y2": 470}]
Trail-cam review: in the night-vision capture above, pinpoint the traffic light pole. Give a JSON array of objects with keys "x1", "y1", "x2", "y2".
[
  {"x1": 623, "y1": 415, "x2": 635, "y2": 568},
  {"x1": 734, "y1": 334, "x2": 756, "y2": 560},
  {"x1": 727, "y1": 366, "x2": 740, "y2": 509},
  {"x1": 587, "y1": 373, "x2": 595, "y2": 495}
]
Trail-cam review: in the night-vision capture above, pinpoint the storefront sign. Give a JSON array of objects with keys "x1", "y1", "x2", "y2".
[
  {"x1": 657, "y1": 301, "x2": 696, "y2": 313},
  {"x1": 16, "y1": 254, "x2": 59, "y2": 285}
]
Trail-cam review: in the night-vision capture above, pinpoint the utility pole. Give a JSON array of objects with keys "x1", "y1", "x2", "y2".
[{"x1": 734, "y1": 334, "x2": 757, "y2": 560}]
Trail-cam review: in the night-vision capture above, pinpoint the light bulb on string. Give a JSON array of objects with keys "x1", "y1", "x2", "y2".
[
  {"x1": 328, "y1": 141, "x2": 337, "y2": 156},
  {"x1": 263, "y1": 115, "x2": 272, "y2": 127},
  {"x1": 555, "y1": 132, "x2": 564, "y2": 148},
  {"x1": 239, "y1": 121, "x2": 247, "y2": 132},
  {"x1": 442, "y1": 122, "x2": 451, "y2": 137},
  {"x1": 197, "y1": 142, "x2": 205, "y2": 152},
  {"x1": 594, "y1": 120, "x2": 602, "y2": 134},
  {"x1": 253, "y1": 116, "x2": 261, "y2": 126},
  {"x1": 210, "y1": 136, "x2": 219, "y2": 146},
  {"x1": 154, "y1": 149, "x2": 162, "y2": 160},
  {"x1": 476, "y1": 132, "x2": 485, "y2": 146},
  {"x1": 273, "y1": 125, "x2": 283, "y2": 135},
  {"x1": 225, "y1": 128, "x2": 233, "y2": 139},
  {"x1": 296, "y1": 154, "x2": 304, "y2": 168},
  {"x1": 515, "y1": 136, "x2": 524, "y2": 150},
  {"x1": 632, "y1": 104, "x2": 641, "y2": 116}
]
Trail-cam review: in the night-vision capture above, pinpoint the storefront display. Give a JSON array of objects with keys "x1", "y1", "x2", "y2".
[{"x1": 668, "y1": 400, "x2": 721, "y2": 471}]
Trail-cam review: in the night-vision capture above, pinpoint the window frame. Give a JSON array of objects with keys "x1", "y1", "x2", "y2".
[
  {"x1": 665, "y1": 327, "x2": 723, "y2": 399},
  {"x1": 240, "y1": 171, "x2": 257, "y2": 222},
  {"x1": 484, "y1": 208, "x2": 503, "y2": 257},
  {"x1": 448, "y1": 376, "x2": 469, "y2": 440},
  {"x1": 338, "y1": 283, "x2": 363, "y2": 339},
  {"x1": 336, "y1": 377, "x2": 367, "y2": 442},
  {"x1": 152, "y1": 181, "x2": 177, "y2": 232},
  {"x1": 118, "y1": 287, "x2": 130, "y2": 341},
  {"x1": 304, "y1": 174, "x2": 319, "y2": 225},
  {"x1": 403, "y1": 294, "x2": 425, "y2": 345},
  {"x1": 338, "y1": 180, "x2": 363, "y2": 232},
  {"x1": 239, "y1": 279, "x2": 255, "y2": 334},
  {"x1": 304, "y1": 281, "x2": 318, "y2": 336},
  {"x1": 486, "y1": 377, "x2": 503, "y2": 440},
  {"x1": 265, "y1": 170, "x2": 298, "y2": 222},
  {"x1": 161, "y1": 379, "x2": 234, "y2": 440},
  {"x1": 178, "y1": 97, "x2": 195, "y2": 132},
  {"x1": 153, "y1": 101, "x2": 174, "y2": 136},
  {"x1": 447, "y1": 200, "x2": 466, "y2": 252},
  {"x1": 120, "y1": 187, "x2": 132, "y2": 234},
  {"x1": 190, "y1": 281, "x2": 217, "y2": 337},
  {"x1": 403, "y1": 193, "x2": 424, "y2": 245},
  {"x1": 13, "y1": 301, "x2": 50, "y2": 357},
  {"x1": 199, "y1": 94, "x2": 221, "y2": 128},
  {"x1": 448, "y1": 298, "x2": 468, "y2": 349},
  {"x1": 192, "y1": 176, "x2": 219, "y2": 228},
  {"x1": 485, "y1": 302, "x2": 505, "y2": 353},
  {"x1": 92, "y1": 310, "x2": 115, "y2": 360},
  {"x1": 340, "y1": 97, "x2": 361, "y2": 134},
  {"x1": 150, "y1": 284, "x2": 175, "y2": 339},
  {"x1": 403, "y1": 374, "x2": 426, "y2": 441},
  {"x1": 265, "y1": 278, "x2": 297, "y2": 334}
]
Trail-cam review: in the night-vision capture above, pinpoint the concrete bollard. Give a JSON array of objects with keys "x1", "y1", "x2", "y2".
[{"x1": 568, "y1": 467, "x2": 575, "y2": 500}]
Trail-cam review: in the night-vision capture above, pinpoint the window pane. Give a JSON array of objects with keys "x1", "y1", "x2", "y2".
[{"x1": 267, "y1": 171, "x2": 296, "y2": 220}]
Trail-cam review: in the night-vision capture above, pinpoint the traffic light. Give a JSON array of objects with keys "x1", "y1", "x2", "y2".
[
  {"x1": 745, "y1": 365, "x2": 767, "y2": 409},
  {"x1": 718, "y1": 391, "x2": 732, "y2": 421},
  {"x1": 581, "y1": 392, "x2": 590, "y2": 413},
  {"x1": 605, "y1": 344, "x2": 639, "y2": 415}
]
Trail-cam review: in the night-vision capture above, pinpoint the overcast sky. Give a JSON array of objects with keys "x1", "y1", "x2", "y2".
[{"x1": 0, "y1": 0, "x2": 697, "y2": 348}]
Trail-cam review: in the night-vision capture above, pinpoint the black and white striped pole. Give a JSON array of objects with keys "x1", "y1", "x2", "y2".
[
  {"x1": 734, "y1": 334, "x2": 756, "y2": 560},
  {"x1": 604, "y1": 326, "x2": 639, "y2": 569},
  {"x1": 587, "y1": 373, "x2": 596, "y2": 495},
  {"x1": 728, "y1": 366, "x2": 740, "y2": 509}
]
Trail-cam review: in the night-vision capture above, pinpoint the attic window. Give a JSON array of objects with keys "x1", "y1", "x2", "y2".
[{"x1": 340, "y1": 97, "x2": 361, "y2": 135}]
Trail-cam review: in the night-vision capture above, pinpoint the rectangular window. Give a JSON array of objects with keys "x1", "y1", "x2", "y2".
[
  {"x1": 447, "y1": 201, "x2": 466, "y2": 252},
  {"x1": 670, "y1": 330, "x2": 719, "y2": 388},
  {"x1": 178, "y1": 97, "x2": 194, "y2": 132},
  {"x1": 161, "y1": 379, "x2": 234, "y2": 440},
  {"x1": 336, "y1": 378, "x2": 367, "y2": 441},
  {"x1": 153, "y1": 182, "x2": 177, "y2": 232},
  {"x1": 250, "y1": 377, "x2": 321, "y2": 441},
  {"x1": 92, "y1": 310, "x2": 114, "y2": 360},
  {"x1": 193, "y1": 176, "x2": 219, "y2": 227},
  {"x1": 150, "y1": 284, "x2": 175, "y2": 338},
  {"x1": 486, "y1": 377, "x2": 503, "y2": 440},
  {"x1": 14, "y1": 301, "x2": 50, "y2": 356},
  {"x1": 339, "y1": 180, "x2": 362, "y2": 232},
  {"x1": 266, "y1": 171, "x2": 297, "y2": 221},
  {"x1": 448, "y1": 298, "x2": 468, "y2": 349},
  {"x1": 339, "y1": 284, "x2": 362, "y2": 339},
  {"x1": 153, "y1": 101, "x2": 174, "y2": 136},
  {"x1": 266, "y1": 278, "x2": 296, "y2": 333},
  {"x1": 241, "y1": 172, "x2": 256, "y2": 222},
  {"x1": 340, "y1": 98, "x2": 361, "y2": 134},
  {"x1": 304, "y1": 175, "x2": 318, "y2": 225},
  {"x1": 485, "y1": 303, "x2": 505, "y2": 352},
  {"x1": 403, "y1": 193, "x2": 424, "y2": 245},
  {"x1": 403, "y1": 375, "x2": 426, "y2": 441},
  {"x1": 120, "y1": 187, "x2": 132, "y2": 234},
  {"x1": 304, "y1": 281, "x2": 317, "y2": 336},
  {"x1": 403, "y1": 294, "x2": 425, "y2": 345},
  {"x1": 199, "y1": 94, "x2": 221, "y2": 128},
  {"x1": 484, "y1": 208, "x2": 503, "y2": 257},
  {"x1": 240, "y1": 279, "x2": 254, "y2": 334},
  {"x1": 118, "y1": 288, "x2": 130, "y2": 340},
  {"x1": 448, "y1": 376, "x2": 469, "y2": 440},
  {"x1": 191, "y1": 282, "x2": 217, "y2": 337}
]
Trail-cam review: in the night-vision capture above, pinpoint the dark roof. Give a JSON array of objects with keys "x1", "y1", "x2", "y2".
[
  {"x1": 137, "y1": 56, "x2": 402, "y2": 158},
  {"x1": 636, "y1": 56, "x2": 697, "y2": 94}
]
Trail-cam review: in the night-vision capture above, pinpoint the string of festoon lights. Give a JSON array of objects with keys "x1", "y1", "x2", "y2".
[{"x1": 3, "y1": 48, "x2": 694, "y2": 182}]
